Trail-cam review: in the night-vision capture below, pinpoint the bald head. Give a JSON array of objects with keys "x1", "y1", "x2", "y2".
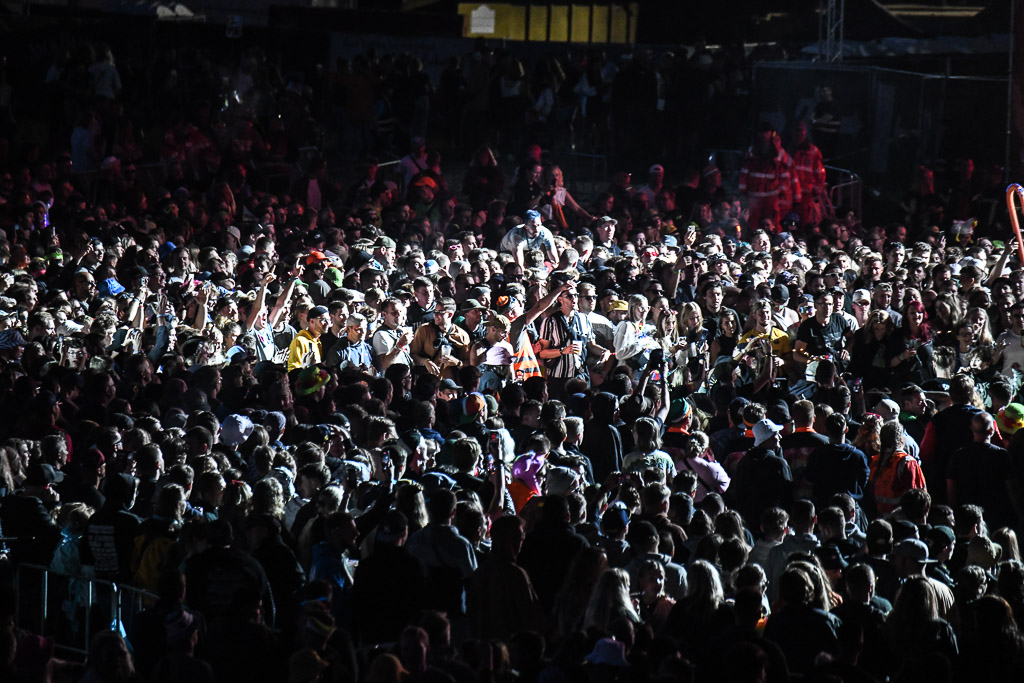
[{"x1": 972, "y1": 412, "x2": 995, "y2": 443}]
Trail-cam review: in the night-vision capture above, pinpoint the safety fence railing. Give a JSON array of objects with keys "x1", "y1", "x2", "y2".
[
  {"x1": 15, "y1": 563, "x2": 158, "y2": 656},
  {"x1": 563, "y1": 151, "x2": 609, "y2": 205},
  {"x1": 825, "y1": 165, "x2": 862, "y2": 219}
]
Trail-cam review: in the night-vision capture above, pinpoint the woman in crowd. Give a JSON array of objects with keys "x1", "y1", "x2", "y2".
[
  {"x1": 849, "y1": 309, "x2": 894, "y2": 390},
  {"x1": 888, "y1": 299, "x2": 936, "y2": 385},
  {"x1": 613, "y1": 294, "x2": 657, "y2": 372},
  {"x1": 676, "y1": 302, "x2": 710, "y2": 370},
  {"x1": 635, "y1": 558, "x2": 676, "y2": 634},
  {"x1": 883, "y1": 576, "x2": 959, "y2": 676},
  {"x1": 868, "y1": 421, "x2": 925, "y2": 515},
  {"x1": 623, "y1": 417, "x2": 676, "y2": 478},
  {"x1": 709, "y1": 308, "x2": 740, "y2": 367},
  {"x1": 583, "y1": 568, "x2": 641, "y2": 634},
  {"x1": 665, "y1": 560, "x2": 734, "y2": 658},
  {"x1": 541, "y1": 165, "x2": 593, "y2": 230}
]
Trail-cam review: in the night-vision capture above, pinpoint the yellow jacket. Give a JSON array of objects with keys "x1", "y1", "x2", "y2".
[{"x1": 287, "y1": 330, "x2": 322, "y2": 371}]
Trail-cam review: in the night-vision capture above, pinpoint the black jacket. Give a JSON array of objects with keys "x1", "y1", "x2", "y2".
[{"x1": 728, "y1": 446, "x2": 793, "y2": 528}]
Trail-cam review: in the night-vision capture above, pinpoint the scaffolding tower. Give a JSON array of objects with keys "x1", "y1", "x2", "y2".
[{"x1": 818, "y1": 0, "x2": 845, "y2": 63}]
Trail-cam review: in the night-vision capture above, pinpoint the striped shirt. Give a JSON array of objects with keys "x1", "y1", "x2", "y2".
[{"x1": 540, "y1": 311, "x2": 593, "y2": 379}]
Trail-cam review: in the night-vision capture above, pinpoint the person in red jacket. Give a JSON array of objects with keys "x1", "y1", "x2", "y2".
[
  {"x1": 739, "y1": 123, "x2": 791, "y2": 232},
  {"x1": 791, "y1": 121, "x2": 828, "y2": 227},
  {"x1": 869, "y1": 421, "x2": 925, "y2": 515}
]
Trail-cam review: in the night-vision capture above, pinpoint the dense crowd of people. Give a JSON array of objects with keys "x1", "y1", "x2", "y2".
[{"x1": 2, "y1": 37, "x2": 1024, "y2": 683}]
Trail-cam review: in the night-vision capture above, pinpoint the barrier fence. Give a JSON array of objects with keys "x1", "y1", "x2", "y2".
[{"x1": 16, "y1": 563, "x2": 157, "y2": 655}]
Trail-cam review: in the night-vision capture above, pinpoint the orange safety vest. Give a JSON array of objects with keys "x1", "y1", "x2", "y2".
[
  {"x1": 869, "y1": 451, "x2": 926, "y2": 514},
  {"x1": 512, "y1": 341, "x2": 543, "y2": 382}
]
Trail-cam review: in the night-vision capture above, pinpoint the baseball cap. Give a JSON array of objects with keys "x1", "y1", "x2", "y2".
[
  {"x1": 752, "y1": 418, "x2": 783, "y2": 446},
  {"x1": 776, "y1": 270, "x2": 797, "y2": 286},
  {"x1": 485, "y1": 315, "x2": 511, "y2": 332},
  {"x1": 928, "y1": 525, "x2": 956, "y2": 549},
  {"x1": 601, "y1": 502, "x2": 630, "y2": 531},
  {"x1": 347, "y1": 249, "x2": 373, "y2": 270},
  {"x1": 873, "y1": 398, "x2": 900, "y2": 421},
  {"x1": 463, "y1": 392, "x2": 487, "y2": 419},
  {"x1": 221, "y1": 414, "x2": 255, "y2": 448},
  {"x1": 30, "y1": 391, "x2": 58, "y2": 413},
  {"x1": 608, "y1": 300, "x2": 628, "y2": 312},
  {"x1": 323, "y1": 267, "x2": 344, "y2": 288},
  {"x1": 97, "y1": 278, "x2": 125, "y2": 298},
  {"x1": 440, "y1": 378, "x2": 462, "y2": 393},
  {"x1": 649, "y1": 164, "x2": 664, "y2": 173},
  {"x1": 81, "y1": 448, "x2": 106, "y2": 470},
  {"x1": 852, "y1": 289, "x2": 870, "y2": 304},
  {"x1": 24, "y1": 463, "x2": 64, "y2": 487},
  {"x1": 894, "y1": 538, "x2": 936, "y2": 563},
  {"x1": 814, "y1": 545, "x2": 849, "y2": 571},
  {"x1": 774, "y1": 230, "x2": 794, "y2": 245},
  {"x1": 306, "y1": 250, "x2": 330, "y2": 265},
  {"x1": 770, "y1": 284, "x2": 790, "y2": 305}
]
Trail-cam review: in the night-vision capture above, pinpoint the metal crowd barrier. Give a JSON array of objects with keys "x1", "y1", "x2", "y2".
[
  {"x1": 15, "y1": 563, "x2": 158, "y2": 655},
  {"x1": 566, "y1": 150, "x2": 608, "y2": 185},
  {"x1": 826, "y1": 165, "x2": 862, "y2": 219}
]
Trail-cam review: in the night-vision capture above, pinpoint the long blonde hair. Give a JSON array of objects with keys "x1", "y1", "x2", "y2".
[
  {"x1": 678, "y1": 302, "x2": 703, "y2": 337},
  {"x1": 628, "y1": 294, "x2": 649, "y2": 324},
  {"x1": 965, "y1": 306, "x2": 995, "y2": 345},
  {"x1": 584, "y1": 568, "x2": 640, "y2": 631}
]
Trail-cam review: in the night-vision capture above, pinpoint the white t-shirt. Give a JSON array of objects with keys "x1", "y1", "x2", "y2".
[
  {"x1": 998, "y1": 330, "x2": 1024, "y2": 372},
  {"x1": 372, "y1": 326, "x2": 412, "y2": 366},
  {"x1": 484, "y1": 340, "x2": 514, "y2": 366},
  {"x1": 500, "y1": 225, "x2": 556, "y2": 256}
]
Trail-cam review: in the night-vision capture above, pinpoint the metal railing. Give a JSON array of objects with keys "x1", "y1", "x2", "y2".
[
  {"x1": 16, "y1": 563, "x2": 158, "y2": 655},
  {"x1": 566, "y1": 150, "x2": 608, "y2": 184},
  {"x1": 826, "y1": 165, "x2": 862, "y2": 219}
]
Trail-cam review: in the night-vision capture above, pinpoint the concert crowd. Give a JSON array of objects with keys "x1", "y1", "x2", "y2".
[{"x1": 0, "y1": 37, "x2": 1023, "y2": 683}]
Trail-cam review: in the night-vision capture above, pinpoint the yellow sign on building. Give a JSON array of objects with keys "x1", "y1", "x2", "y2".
[{"x1": 457, "y1": 3, "x2": 637, "y2": 44}]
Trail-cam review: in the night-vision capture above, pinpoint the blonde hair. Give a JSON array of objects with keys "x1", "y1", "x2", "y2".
[
  {"x1": 678, "y1": 302, "x2": 703, "y2": 336},
  {"x1": 965, "y1": 306, "x2": 995, "y2": 345},
  {"x1": 633, "y1": 416, "x2": 662, "y2": 452},
  {"x1": 628, "y1": 294, "x2": 649, "y2": 323},
  {"x1": 584, "y1": 568, "x2": 640, "y2": 631}
]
